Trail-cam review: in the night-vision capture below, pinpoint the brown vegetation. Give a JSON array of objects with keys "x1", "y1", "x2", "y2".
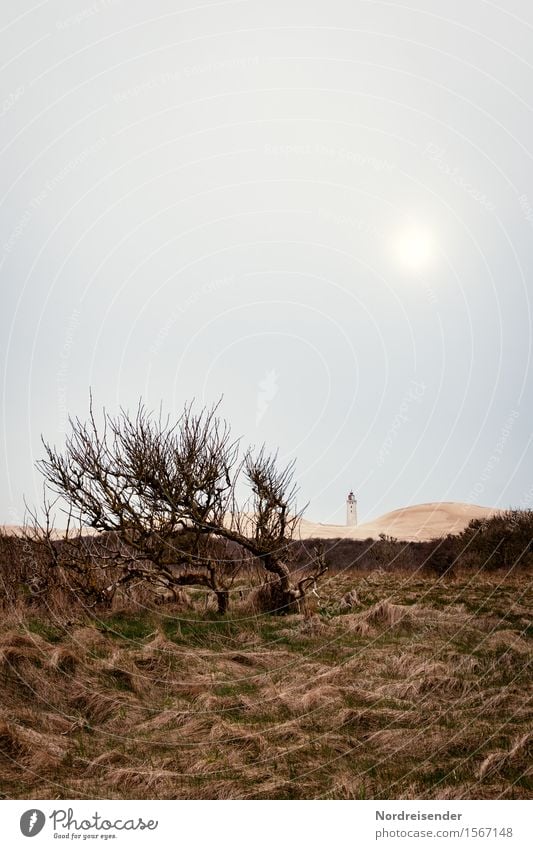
[
  {"x1": 31, "y1": 398, "x2": 326, "y2": 614},
  {"x1": 1, "y1": 408, "x2": 531, "y2": 801},
  {"x1": 290, "y1": 510, "x2": 533, "y2": 577},
  {"x1": 0, "y1": 567, "x2": 530, "y2": 800}
]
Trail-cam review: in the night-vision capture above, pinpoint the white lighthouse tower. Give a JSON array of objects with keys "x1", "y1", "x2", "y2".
[{"x1": 346, "y1": 490, "x2": 357, "y2": 526}]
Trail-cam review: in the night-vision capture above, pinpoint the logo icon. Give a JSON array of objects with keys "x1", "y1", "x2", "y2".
[
  {"x1": 256, "y1": 368, "x2": 279, "y2": 425},
  {"x1": 20, "y1": 810, "x2": 46, "y2": 837}
]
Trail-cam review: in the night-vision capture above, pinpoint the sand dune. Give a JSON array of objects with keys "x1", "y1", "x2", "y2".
[
  {"x1": 2, "y1": 502, "x2": 498, "y2": 544},
  {"x1": 0, "y1": 525, "x2": 21, "y2": 535},
  {"x1": 299, "y1": 502, "x2": 499, "y2": 542},
  {"x1": 0, "y1": 524, "x2": 92, "y2": 539}
]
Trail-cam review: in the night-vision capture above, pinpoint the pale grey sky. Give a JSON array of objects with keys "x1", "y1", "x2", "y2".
[{"x1": 1, "y1": 0, "x2": 532, "y2": 525}]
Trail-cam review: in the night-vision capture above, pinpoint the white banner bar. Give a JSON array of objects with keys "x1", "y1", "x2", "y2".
[{"x1": 1, "y1": 799, "x2": 531, "y2": 848}]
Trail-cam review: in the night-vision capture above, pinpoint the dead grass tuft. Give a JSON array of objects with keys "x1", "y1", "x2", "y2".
[
  {"x1": 70, "y1": 688, "x2": 125, "y2": 724},
  {"x1": 339, "y1": 588, "x2": 360, "y2": 610},
  {"x1": 0, "y1": 632, "x2": 46, "y2": 667},
  {"x1": 361, "y1": 600, "x2": 414, "y2": 629},
  {"x1": 69, "y1": 626, "x2": 110, "y2": 653},
  {"x1": 484, "y1": 630, "x2": 531, "y2": 654},
  {"x1": 478, "y1": 732, "x2": 533, "y2": 780},
  {"x1": 49, "y1": 646, "x2": 81, "y2": 672},
  {"x1": 0, "y1": 721, "x2": 24, "y2": 760},
  {"x1": 86, "y1": 750, "x2": 133, "y2": 775},
  {"x1": 106, "y1": 767, "x2": 180, "y2": 793}
]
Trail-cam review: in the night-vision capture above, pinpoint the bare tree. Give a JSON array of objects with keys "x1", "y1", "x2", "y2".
[{"x1": 36, "y1": 397, "x2": 326, "y2": 613}]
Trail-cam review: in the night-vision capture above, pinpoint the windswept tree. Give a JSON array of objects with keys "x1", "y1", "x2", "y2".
[{"x1": 36, "y1": 398, "x2": 326, "y2": 613}]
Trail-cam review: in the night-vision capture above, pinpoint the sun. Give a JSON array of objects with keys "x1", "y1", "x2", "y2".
[{"x1": 392, "y1": 223, "x2": 436, "y2": 272}]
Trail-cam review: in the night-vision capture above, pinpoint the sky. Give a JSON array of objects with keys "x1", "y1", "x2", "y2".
[{"x1": 1, "y1": 0, "x2": 532, "y2": 526}]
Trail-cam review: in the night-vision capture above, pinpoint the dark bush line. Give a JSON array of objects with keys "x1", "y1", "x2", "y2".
[
  {"x1": 1, "y1": 509, "x2": 532, "y2": 612},
  {"x1": 289, "y1": 536, "x2": 421, "y2": 575},
  {"x1": 290, "y1": 509, "x2": 533, "y2": 577}
]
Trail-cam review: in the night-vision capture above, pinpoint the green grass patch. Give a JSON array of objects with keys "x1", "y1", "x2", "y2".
[
  {"x1": 24, "y1": 618, "x2": 64, "y2": 643},
  {"x1": 98, "y1": 612, "x2": 156, "y2": 641},
  {"x1": 162, "y1": 612, "x2": 241, "y2": 647}
]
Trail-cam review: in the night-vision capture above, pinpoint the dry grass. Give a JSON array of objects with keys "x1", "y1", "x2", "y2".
[{"x1": 0, "y1": 569, "x2": 531, "y2": 800}]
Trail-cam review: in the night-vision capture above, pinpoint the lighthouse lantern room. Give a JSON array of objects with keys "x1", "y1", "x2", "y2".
[{"x1": 346, "y1": 491, "x2": 357, "y2": 526}]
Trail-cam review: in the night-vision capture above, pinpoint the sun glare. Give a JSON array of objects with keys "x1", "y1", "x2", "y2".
[{"x1": 392, "y1": 224, "x2": 436, "y2": 272}]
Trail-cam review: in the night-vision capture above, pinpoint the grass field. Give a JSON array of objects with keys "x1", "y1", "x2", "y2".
[{"x1": 0, "y1": 568, "x2": 531, "y2": 799}]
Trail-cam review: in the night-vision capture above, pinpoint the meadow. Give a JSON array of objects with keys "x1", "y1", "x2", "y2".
[{"x1": 0, "y1": 565, "x2": 530, "y2": 800}]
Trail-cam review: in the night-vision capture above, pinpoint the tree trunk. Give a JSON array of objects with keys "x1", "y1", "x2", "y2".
[
  {"x1": 263, "y1": 555, "x2": 299, "y2": 614},
  {"x1": 215, "y1": 589, "x2": 229, "y2": 615}
]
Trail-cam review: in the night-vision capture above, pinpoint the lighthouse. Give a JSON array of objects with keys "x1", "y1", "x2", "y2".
[{"x1": 346, "y1": 491, "x2": 357, "y2": 526}]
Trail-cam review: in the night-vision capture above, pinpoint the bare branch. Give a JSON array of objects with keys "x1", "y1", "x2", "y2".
[{"x1": 35, "y1": 395, "x2": 312, "y2": 614}]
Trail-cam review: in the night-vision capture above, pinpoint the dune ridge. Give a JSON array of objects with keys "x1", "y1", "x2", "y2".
[
  {"x1": 2, "y1": 501, "x2": 498, "y2": 543},
  {"x1": 298, "y1": 501, "x2": 499, "y2": 542}
]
